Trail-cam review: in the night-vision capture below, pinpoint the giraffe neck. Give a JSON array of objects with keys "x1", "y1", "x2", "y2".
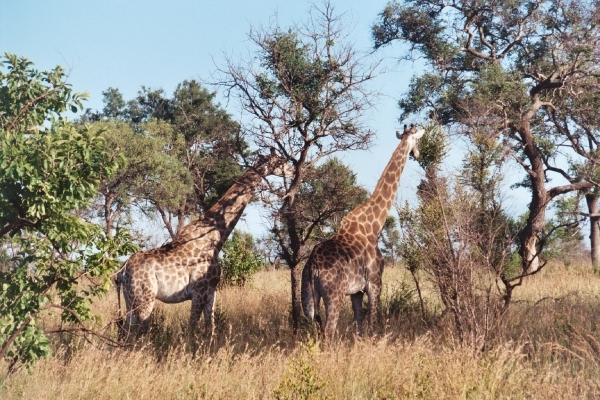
[
  {"x1": 177, "y1": 168, "x2": 264, "y2": 245},
  {"x1": 339, "y1": 135, "x2": 412, "y2": 238}
]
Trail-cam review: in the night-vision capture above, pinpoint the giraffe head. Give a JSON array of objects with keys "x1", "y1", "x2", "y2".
[
  {"x1": 396, "y1": 124, "x2": 425, "y2": 158},
  {"x1": 253, "y1": 148, "x2": 294, "y2": 178}
]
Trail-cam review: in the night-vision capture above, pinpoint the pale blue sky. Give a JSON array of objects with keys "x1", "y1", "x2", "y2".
[{"x1": 2, "y1": 0, "x2": 522, "y2": 237}]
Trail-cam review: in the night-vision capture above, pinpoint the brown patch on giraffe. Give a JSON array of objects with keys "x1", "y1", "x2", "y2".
[{"x1": 381, "y1": 183, "x2": 392, "y2": 199}]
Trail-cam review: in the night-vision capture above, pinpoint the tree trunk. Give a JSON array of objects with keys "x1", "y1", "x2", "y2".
[
  {"x1": 516, "y1": 117, "x2": 548, "y2": 274},
  {"x1": 585, "y1": 193, "x2": 600, "y2": 269},
  {"x1": 277, "y1": 188, "x2": 308, "y2": 335}
]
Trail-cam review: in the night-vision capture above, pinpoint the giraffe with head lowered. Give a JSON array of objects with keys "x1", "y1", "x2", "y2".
[
  {"x1": 301, "y1": 125, "x2": 425, "y2": 340},
  {"x1": 116, "y1": 150, "x2": 289, "y2": 338}
]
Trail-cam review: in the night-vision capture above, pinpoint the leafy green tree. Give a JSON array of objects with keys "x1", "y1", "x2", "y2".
[
  {"x1": 219, "y1": 230, "x2": 265, "y2": 287},
  {"x1": 373, "y1": 0, "x2": 600, "y2": 274},
  {"x1": 84, "y1": 81, "x2": 245, "y2": 239},
  {"x1": 0, "y1": 54, "x2": 136, "y2": 371},
  {"x1": 379, "y1": 216, "x2": 401, "y2": 266},
  {"x1": 293, "y1": 158, "x2": 368, "y2": 242},
  {"x1": 540, "y1": 194, "x2": 584, "y2": 263},
  {"x1": 85, "y1": 119, "x2": 190, "y2": 241},
  {"x1": 218, "y1": 1, "x2": 378, "y2": 331}
]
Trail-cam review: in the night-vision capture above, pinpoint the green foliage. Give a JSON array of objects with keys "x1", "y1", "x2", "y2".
[
  {"x1": 273, "y1": 340, "x2": 329, "y2": 400},
  {"x1": 541, "y1": 195, "x2": 584, "y2": 261},
  {"x1": 0, "y1": 53, "x2": 86, "y2": 131},
  {"x1": 459, "y1": 132, "x2": 506, "y2": 205},
  {"x1": 219, "y1": 231, "x2": 265, "y2": 287},
  {"x1": 294, "y1": 158, "x2": 368, "y2": 241},
  {"x1": 373, "y1": 2, "x2": 451, "y2": 61},
  {"x1": 470, "y1": 64, "x2": 529, "y2": 118},
  {"x1": 86, "y1": 119, "x2": 192, "y2": 238},
  {"x1": 83, "y1": 81, "x2": 245, "y2": 238},
  {"x1": 414, "y1": 120, "x2": 448, "y2": 170},
  {"x1": 258, "y1": 31, "x2": 337, "y2": 120},
  {"x1": 379, "y1": 215, "x2": 401, "y2": 266},
  {"x1": 0, "y1": 53, "x2": 137, "y2": 371}
]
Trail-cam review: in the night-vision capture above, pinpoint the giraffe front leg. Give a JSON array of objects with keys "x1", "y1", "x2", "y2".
[
  {"x1": 366, "y1": 287, "x2": 381, "y2": 337},
  {"x1": 366, "y1": 253, "x2": 384, "y2": 337},
  {"x1": 190, "y1": 293, "x2": 205, "y2": 335},
  {"x1": 350, "y1": 291, "x2": 365, "y2": 336}
]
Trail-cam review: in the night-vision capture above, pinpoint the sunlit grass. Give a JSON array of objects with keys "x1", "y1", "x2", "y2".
[{"x1": 2, "y1": 264, "x2": 600, "y2": 399}]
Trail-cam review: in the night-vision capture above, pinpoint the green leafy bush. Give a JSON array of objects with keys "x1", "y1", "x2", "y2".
[
  {"x1": 219, "y1": 230, "x2": 264, "y2": 287},
  {"x1": 0, "y1": 53, "x2": 136, "y2": 372}
]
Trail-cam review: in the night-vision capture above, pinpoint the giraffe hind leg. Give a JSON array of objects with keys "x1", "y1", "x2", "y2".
[
  {"x1": 312, "y1": 291, "x2": 324, "y2": 336},
  {"x1": 136, "y1": 300, "x2": 155, "y2": 335},
  {"x1": 366, "y1": 282, "x2": 382, "y2": 337},
  {"x1": 120, "y1": 286, "x2": 155, "y2": 340},
  {"x1": 351, "y1": 291, "x2": 365, "y2": 336},
  {"x1": 323, "y1": 293, "x2": 343, "y2": 342},
  {"x1": 121, "y1": 299, "x2": 154, "y2": 340},
  {"x1": 202, "y1": 289, "x2": 217, "y2": 338},
  {"x1": 366, "y1": 256, "x2": 384, "y2": 337}
]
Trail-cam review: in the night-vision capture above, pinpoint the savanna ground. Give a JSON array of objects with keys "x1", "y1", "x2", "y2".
[{"x1": 2, "y1": 261, "x2": 600, "y2": 399}]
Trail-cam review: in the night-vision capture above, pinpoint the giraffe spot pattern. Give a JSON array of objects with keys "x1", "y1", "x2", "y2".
[
  {"x1": 301, "y1": 128, "x2": 421, "y2": 340},
  {"x1": 118, "y1": 152, "x2": 288, "y2": 338}
]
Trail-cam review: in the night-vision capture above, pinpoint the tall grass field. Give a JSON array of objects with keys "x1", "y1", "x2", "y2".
[{"x1": 1, "y1": 263, "x2": 600, "y2": 399}]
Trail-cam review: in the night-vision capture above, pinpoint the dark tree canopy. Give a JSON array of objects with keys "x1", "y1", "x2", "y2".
[{"x1": 373, "y1": 0, "x2": 600, "y2": 273}]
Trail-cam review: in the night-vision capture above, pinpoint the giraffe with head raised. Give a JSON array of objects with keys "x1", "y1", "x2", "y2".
[
  {"x1": 116, "y1": 149, "x2": 289, "y2": 338},
  {"x1": 301, "y1": 125, "x2": 425, "y2": 340}
]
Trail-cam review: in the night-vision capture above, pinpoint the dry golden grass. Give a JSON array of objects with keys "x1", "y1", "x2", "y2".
[{"x1": 2, "y1": 264, "x2": 600, "y2": 399}]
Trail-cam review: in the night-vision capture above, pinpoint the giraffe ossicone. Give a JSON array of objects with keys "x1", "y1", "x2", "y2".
[
  {"x1": 116, "y1": 149, "x2": 291, "y2": 339},
  {"x1": 301, "y1": 124, "x2": 425, "y2": 341}
]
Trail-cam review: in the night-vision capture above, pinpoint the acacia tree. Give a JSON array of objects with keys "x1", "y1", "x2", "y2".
[
  {"x1": 292, "y1": 158, "x2": 368, "y2": 241},
  {"x1": 379, "y1": 216, "x2": 401, "y2": 266},
  {"x1": 85, "y1": 119, "x2": 190, "y2": 242},
  {"x1": 84, "y1": 81, "x2": 245, "y2": 239},
  {"x1": 217, "y1": 1, "x2": 378, "y2": 331},
  {"x1": 0, "y1": 54, "x2": 136, "y2": 371},
  {"x1": 373, "y1": 0, "x2": 600, "y2": 275}
]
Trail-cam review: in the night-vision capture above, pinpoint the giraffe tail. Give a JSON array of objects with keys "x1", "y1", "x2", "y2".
[
  {"x1": 113, "y1": 260, "x2": 128, "y2": 329},
  {"x1": 116, "y1": 271, "x2": 122, "y2": 318},
  {"x1": 301, "y1": 258, "x2": 316, "y2": 321}
]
